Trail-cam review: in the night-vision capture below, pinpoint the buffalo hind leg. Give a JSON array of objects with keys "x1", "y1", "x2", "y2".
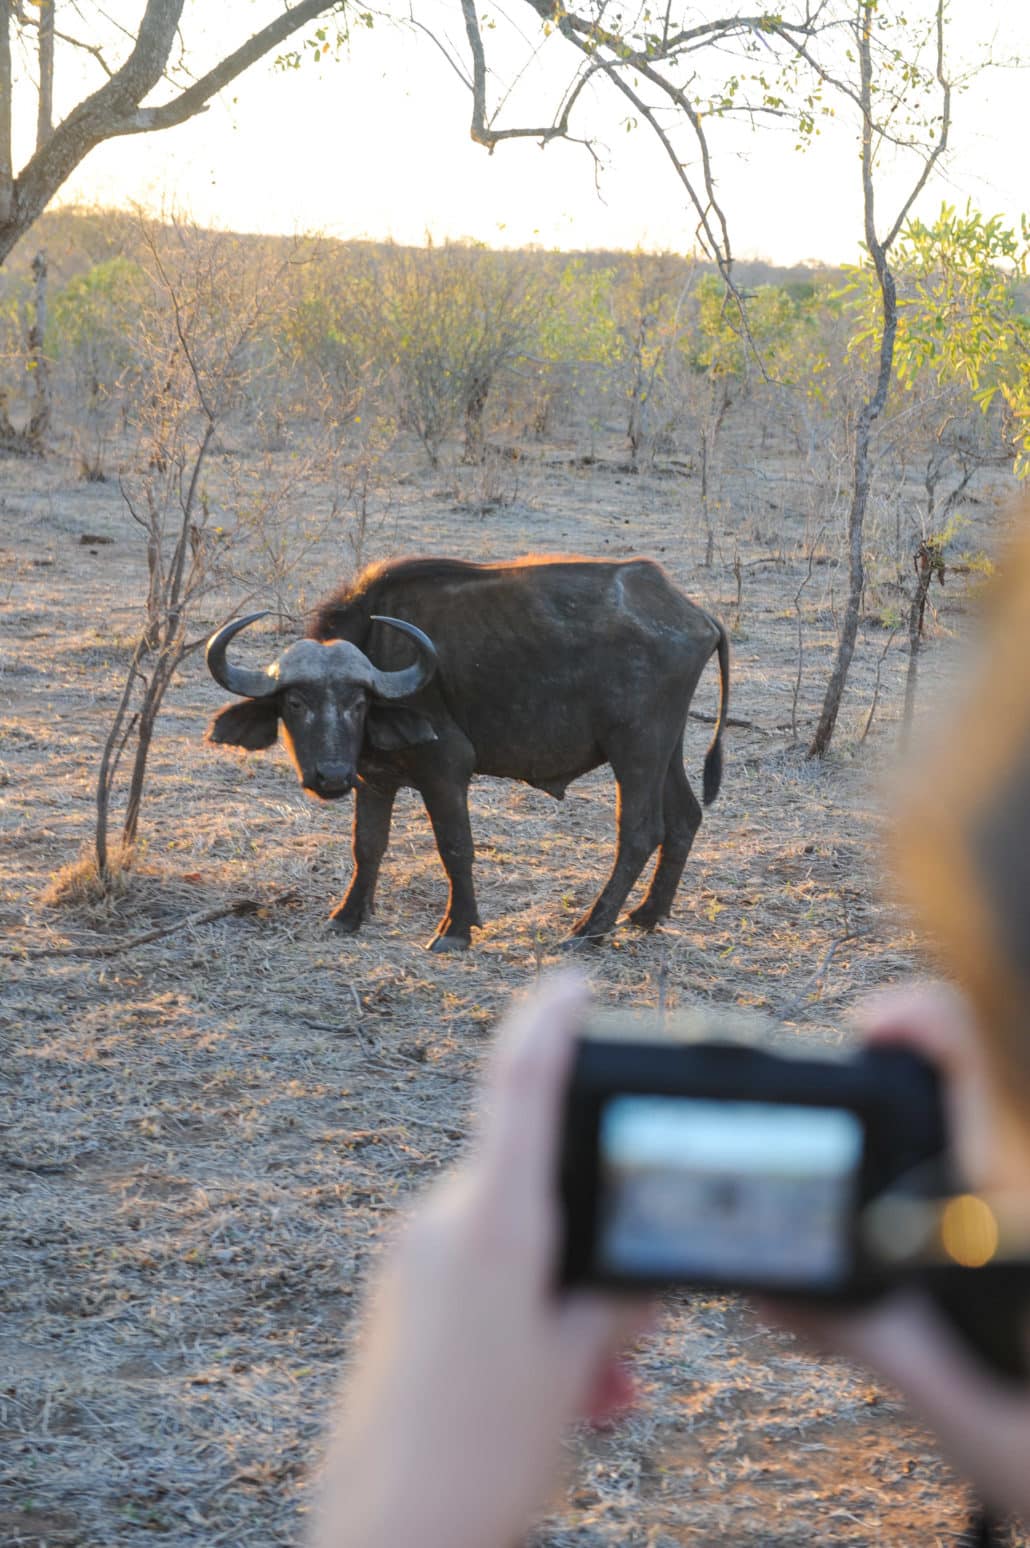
[
  {"x1": 420, "y1": 777, "x2": 480, "y2": 952},
  {"x1": 627, "y1": 753, "x2": 702, "y2": 930},
  {"x1": 329, "y1": 782, "x2": 398, "y2": 935},
  {"x1": 565, "y1": 763, "x2": 664, "y2": 946}
]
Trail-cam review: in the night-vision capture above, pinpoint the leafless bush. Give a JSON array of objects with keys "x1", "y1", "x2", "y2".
[
  {"x1": 0, "y1": 249, "x2": 50, "y2": 454},
  {"x1": 88, "y1": 217, "x2": 299, "y2": 886},
  {"x1": 370, "y1": 240, "x2": 542, "y2": 467}
]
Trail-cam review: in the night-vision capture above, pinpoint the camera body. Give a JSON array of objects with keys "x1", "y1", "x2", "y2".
[{"x1": 557, "y1": 1013, "x2": 950, "y2": 1300}]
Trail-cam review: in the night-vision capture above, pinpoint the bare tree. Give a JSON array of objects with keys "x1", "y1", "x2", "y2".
[
  {"x1": 449, "y1": 1, "x2": 957, "y2": 750},
  {"x1": 452, "y1": 1, "x2": 864, "y2": 343},
  {"x1": 0, "y1": 8, "x2": 12, "y2": 233},
  {"x1": 370, "y1": 241, "x2": 542, "y2": 467},
  {"x1": 92, "y1": 217, "x2": 294, "y2": 883},
  {"x1": 806, "y1": 1, "x2": 950, "y2": 754},
  {"x1": 36, "y1": 0, "x2": 55, "y2": 148},
  {"x1": 0, "y1": 243, "x2": 52, "y2": 453},
  {"x1": 610, "y1": 252, "x2": 691, "y2": 470},
  {"x1": 0, "y1": 0, "x2": 347, "y2": 266}
]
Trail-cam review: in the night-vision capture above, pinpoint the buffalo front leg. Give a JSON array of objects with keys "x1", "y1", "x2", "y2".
[
  {"x1": 329, "y1": 781, "x2": 398, "y2": 935},
  {"x1": 420, "y1": 777, "x2": 480, "y2": 952},
  {"x1": 566, "y1": 766, "x2": 664, "y2": 946},
  {"x1": 627, "y1": 753, "x2": 702, "y2": 930}
]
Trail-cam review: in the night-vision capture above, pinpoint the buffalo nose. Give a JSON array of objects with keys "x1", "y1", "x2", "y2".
[{"x1": 313, "y1": 764, "x2": 354, "y2": 797}]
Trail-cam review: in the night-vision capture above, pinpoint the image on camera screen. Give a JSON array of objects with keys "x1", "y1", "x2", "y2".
[{"x1": 596, "y1": 1096, "x2": 864, "y2": 1285}]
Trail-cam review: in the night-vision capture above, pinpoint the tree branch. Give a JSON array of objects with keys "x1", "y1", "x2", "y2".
[
  {"x1": 52, "y1": 27, "x2": 115, "y2": 81},
  {"x1": 113, "y1": 0, "x2": 345, "y2": 135},
  {"x1": 10, "y1": 0, "x2": 185, "y2": 261},
  {"x1": 2, "y1": 0, "x2": 343, "y2": 265},
  {"x1": 882, "y1": 2, "x2": 950, "y2": 252},
  {"x1": 460, "y1": 0, "x2": 579, "y2": 147},
  {"x1": 15, "y1": 889, "x2": 300, "y2": 959},
  {"x1": 0, "y1": 3, "x2": 12, "y2": 227},
  {"x1": 36, "y1": 0, "x2": 55, "y2": 150}
]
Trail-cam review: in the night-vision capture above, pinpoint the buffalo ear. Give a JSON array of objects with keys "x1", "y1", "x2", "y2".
[
  {"x1": 206, "y1": 699, "x2": 279, "y2": 750},
  {"x1": 365, "y1": 705, "x2": 438, "y2": 752}
]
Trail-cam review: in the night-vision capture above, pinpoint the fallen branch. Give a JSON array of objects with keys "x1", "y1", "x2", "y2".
[
  {"x1": 8, "y1": 888, "x2": 299, "y2": 960},
  {"x1": 779, "y1": 927, "x2": 867, "y2": 1019},
  {"x1": 861, "y1": 626, "x2": 899, "y2": 743},
  {"x1": 687, "y1": 709, "x2": 773, "y2": 735},
  {"x1": 300, "y1": 987, "x2": 375, "y2": 1053}
]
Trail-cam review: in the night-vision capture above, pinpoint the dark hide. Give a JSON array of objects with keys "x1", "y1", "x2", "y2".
[
  {"x1": 208, "y1": 698, "x2": 279, "y2": 750},
  {"x1": 365, "y1": 705, "x2": 439, "y2": 753},
  {"x1": 212, "y1": 554, "x2": 729, "y2": 952}
]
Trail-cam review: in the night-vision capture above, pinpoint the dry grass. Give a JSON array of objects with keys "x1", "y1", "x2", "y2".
[
  {"x1": 40, "y1": 840, "x2": 137, "y2": 910},
  {"x1": 1, "y1": 409, "x2": 1024, "y2": 1547}
]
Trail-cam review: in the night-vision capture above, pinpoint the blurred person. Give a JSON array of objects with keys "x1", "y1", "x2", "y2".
[
  {"x1": 771, "y1": 980, "x2": 1030, "y2": 1528},
  {"x1": 311, "y1": 972, "x2": 1030, "y2": 1548},
  {"x1": 783, "y1": 514, "x2": 1030, "y2": 1527}
]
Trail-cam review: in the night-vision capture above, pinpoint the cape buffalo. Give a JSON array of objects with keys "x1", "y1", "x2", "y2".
[{"x1": 205, "y1": 555, "x2": 729, "y2": 951}]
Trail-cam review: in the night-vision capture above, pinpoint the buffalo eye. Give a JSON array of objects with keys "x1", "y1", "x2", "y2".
[{"x1": 284, "y1": 688, "x2": 307, "y2": 714}]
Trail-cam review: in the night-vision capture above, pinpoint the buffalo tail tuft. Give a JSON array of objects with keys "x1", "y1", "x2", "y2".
[{"x1": 703, "y1": 737, "x2": 723, "y2": 806}]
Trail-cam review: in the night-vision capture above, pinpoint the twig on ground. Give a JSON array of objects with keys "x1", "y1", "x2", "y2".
[
  {"x1": 861, "y1": 627, "x2": 899, "y2": 743},
  {"x1": 687, "y1": 709, "x2": 773, "y2": 734},
  {"x1": 791, "y1": 525, "x2": 826, "y2": 744},
  {"x1": 779, "y1": 927, "x2": 867, "y2": 1019},
  {"x1": 300, "y1": 989, "x2": 375, "y2": 1053},
  {"x1": 7, "y1": 888, "x2": 300, "y2": 959}
]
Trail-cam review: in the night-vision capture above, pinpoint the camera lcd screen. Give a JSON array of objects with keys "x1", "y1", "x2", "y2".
[{"x1": 595, "y1": 1096, "x2": 864, "y2": 1286}]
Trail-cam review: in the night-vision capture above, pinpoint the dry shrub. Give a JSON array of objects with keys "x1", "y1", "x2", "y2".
[{"x1": 41, "y1": 839, "x2": 136, "y2": 910}]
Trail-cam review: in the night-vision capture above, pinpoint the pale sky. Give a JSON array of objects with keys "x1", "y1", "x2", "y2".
[{"x1": 36, "y1": 1, "x2": 1030, "y2": 265}]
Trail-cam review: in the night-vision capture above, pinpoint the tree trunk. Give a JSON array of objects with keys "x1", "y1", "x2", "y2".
[
  {"x1": 808, "y1": 400, "x2": 877, "y2": 755},
  {"x1": 96, "y1": 644, "x2": 146, "y2": 881},
  {"x1": 699, "y1": 378, "x2": 729, "y2": 568},
  {"x1": 627, "y1": 313, "x2": 646, "y2": 469},
  {"x1": 699, "y1": 424, "x2": 714, "y2": 567},
  {"x1": 37, "y1": 0, "x2": 55, "y2": 150},
  {"x1": 0, "y1": 0, "x2": 342, "y2": 268},
  {"x1": 462, "y1": 374, "x2": 490, "y2": 463},
  {"x1": 901, "y1": 543, "x2": 938, "y2": 743},
  {"x1": 809, "y1": 0, "x2": 949, "y2": 756},
  {"x1": 0, "y1": 3, "x2": 12, "y2": 229},
  {"x1": 123, "y1": 675, "x2": 168, "y2": 846},
  {"x1": 808, "y1": 0, "x2": 903, "y2": 758},
  {"x1": 26, "y1": 251, "x2": 51, "y2": 450}
]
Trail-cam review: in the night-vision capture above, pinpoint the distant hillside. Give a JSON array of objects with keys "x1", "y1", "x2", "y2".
[{"x1": 2, "y1": 207, "x2": 847, "y2": 296}]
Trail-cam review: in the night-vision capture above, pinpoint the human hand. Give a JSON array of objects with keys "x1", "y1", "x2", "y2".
[
  {"x1": 764, "y1": 981, "x2": 1030, "y2": 1519},
  {"x1": 854, "y1": 980, "x2": 1030, "y2": 1200},
  {"x1": 312, "y1": 972, "x2": 652, "y2": 1548}
]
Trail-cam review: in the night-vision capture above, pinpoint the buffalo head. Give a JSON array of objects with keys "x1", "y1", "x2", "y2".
[{"x1": 205, "y1": 612, "x2": 438, "y2": 799}]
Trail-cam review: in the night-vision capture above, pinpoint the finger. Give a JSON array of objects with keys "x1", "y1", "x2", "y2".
[
  {"x1": 480, "y1": 970, "x2": 590, "y2": 1204},
  {"x1": 833, "y1": 1295, "x2": 1030, "y2": 1512},
  {"x1": 755, "y1": 1292, "x2": 899, "y2": 1363},
  {"x1": 854, "y1": 981, "x2": 981, "y2": 1078},
  {"x1": 583, "y1": 1355, "x2": 639, "y2": 1429},
  {"x1": 671, "y1": 1290, "x2": 1030, "y2": 1519},
  {"x1": 852, "y1": 981, "x2": 1030, "y2": 1190},
  {"x1": 556, "y1": 1290, "x2": 656, "y2": 1418}
]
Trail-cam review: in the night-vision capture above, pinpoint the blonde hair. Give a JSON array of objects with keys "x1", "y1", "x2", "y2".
[{"x1": 892, "y1": 515, "x2": 1030, "y2": 1112}]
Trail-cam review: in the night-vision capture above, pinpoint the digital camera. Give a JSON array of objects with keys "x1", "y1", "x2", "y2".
[{"x1": 557, "y1": 1011, "x2": 951, "y2": 1300}]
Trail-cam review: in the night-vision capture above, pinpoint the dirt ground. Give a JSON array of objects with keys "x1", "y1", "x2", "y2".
[{"x1": 1, "y1": 412, "x2": 1023, "y2": 1546}]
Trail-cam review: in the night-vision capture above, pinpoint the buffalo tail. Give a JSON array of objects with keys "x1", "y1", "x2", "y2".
[{"x1": 702, "y1": 619, "x2": 730, "y2": 806}]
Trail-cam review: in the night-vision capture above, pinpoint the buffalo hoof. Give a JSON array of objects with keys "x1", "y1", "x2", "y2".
[
  {"x1": 559, "y1": 931, "x2": 605, "y2": 952},
  {"x1": 427, "y1": 932, "x2": 471, "y2": 953},
  {"x1": 328, "y1": 912, "x2": 363, "y2": 935},
  {"x1": 625, "y1": 905, "x2": 664, "y2": 932}
]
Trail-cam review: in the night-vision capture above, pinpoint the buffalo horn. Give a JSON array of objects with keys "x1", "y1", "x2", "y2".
[
  {"x1": 205, "y1": 612, "x2": 278, "y2": 699},
  {"x1": 368, "y1": 615, "x2": 438, "y2": 700}
]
